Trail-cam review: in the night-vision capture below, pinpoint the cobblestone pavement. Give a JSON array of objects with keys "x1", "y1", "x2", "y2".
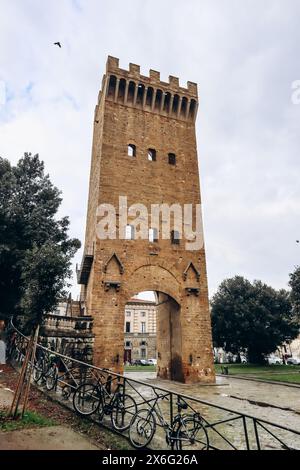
[{"x1": 125, "y1": 371, "x2": 300, "y2": 450}]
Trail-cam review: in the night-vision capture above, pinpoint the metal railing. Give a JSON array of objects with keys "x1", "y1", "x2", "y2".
[{"x1": 6, "y1": 323, "x2": 300, "y2": 451}]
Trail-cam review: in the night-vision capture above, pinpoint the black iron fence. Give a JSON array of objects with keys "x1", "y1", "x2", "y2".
[{"x1": 6, "y1": 323, "x2": 300, "y2": 451}]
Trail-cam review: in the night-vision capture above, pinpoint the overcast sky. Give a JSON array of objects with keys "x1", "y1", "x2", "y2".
[{"x1": 1, "y1": 0, "x2": 300, "y2": 300}]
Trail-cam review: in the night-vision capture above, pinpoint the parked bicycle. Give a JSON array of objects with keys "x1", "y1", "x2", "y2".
[
  {"x1": 129, "y1": 392, "x2": 209, "y2": 450},
  {"x1": 44, "y1": 355, "x2": 79, "y2": 399},
  {"x1": 73, "y1": 371, "x2": 137, "y2": 432},
  {"x1": 33, "y1": 348, "x2": 58, "y2": 385}
]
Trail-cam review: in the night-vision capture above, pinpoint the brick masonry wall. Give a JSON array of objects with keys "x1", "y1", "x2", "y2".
[{"x1": 81, "y1": 57, "x2": 215, "y2": 384}]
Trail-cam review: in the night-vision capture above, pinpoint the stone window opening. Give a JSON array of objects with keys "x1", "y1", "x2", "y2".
[
  {"x1": 128, "y1": 144, "x2": 136, "y2": 157},
  {"x1": 154, "y1": 89, "x2": 163, "y2": 110},
  {"x1": 125, "y1": 341, "x2": 131, "y2": 348},
  {"x1": 149, "y1": 227, "x2": 158, "y2": 242},
  {"x1": 163, "y1": 92, "x2": 171, "y2": 113},
  {"x1": 168, "y1": 153, "x2": 176, "y2": 165},
  {"x1": 125, "y1": 322, "x2": 131, "y2": 333},
  {"x1": 117, "y1": 78, "x2": 126, "y2": 103},
  {"x1": 125, "y1": 224, "x2": 135, "y2": 240},
  {"x1": 108, "y1": 75, "x2": 117, "y2": 99},
  {"x1": 141, "y1": 322, "x2": 146, "y2": 333},
  {"x1": 141, "y1": 348, "x2": 146, "y2": 358},
  {"x1": 146, "y1": 87, "x2": 154, "y2": 108},
  {"x1": 181, "y1": 96, "x2": 188, "y2": 117},
  {"x1": 189, "y1": 99, "x2": 197, "y2": 120},
  {"x1": 148, "y1": 148, "x2": 156, "y2": 162},
  {"x1": 136, "y1": 84, "x2": 145, "y2": 106},
  {"x1": 127, "y1": 81, "x2": 136, "y2": 104},
  {"x1": 171, "y1": 230, "x2": 180, "y2": 245},
  {"x1": 172, "y1": 94, "x2": 179, "y2": 115}
]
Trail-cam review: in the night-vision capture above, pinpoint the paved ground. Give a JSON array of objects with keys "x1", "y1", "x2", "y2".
[
  {"x1": 125, "y1": 371, "x2": 300, "y2": 449},
  {"x1": 125, "y1": 372, "x2": 300, "y2": 429},
  {"x1": 0, "y1": 425, "x2": 100, "y2": 450}
]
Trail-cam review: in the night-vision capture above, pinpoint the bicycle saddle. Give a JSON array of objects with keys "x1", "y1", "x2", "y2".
[{"x1": 177, "y1": 401, "x2": 188, "y2": 410}]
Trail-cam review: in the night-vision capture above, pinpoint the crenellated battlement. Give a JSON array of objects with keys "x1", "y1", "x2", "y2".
[{"x1": 101, "y1": 56, "x2": 198, "y2": 122}]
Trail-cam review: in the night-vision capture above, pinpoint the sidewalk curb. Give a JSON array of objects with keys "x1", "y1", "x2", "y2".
[{"x1": 216, "y1": 374, "x2": 300, "y2": 388}]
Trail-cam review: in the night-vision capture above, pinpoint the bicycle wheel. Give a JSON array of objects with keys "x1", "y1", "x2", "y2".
[
  {"x1": 33, "y1": 360, "x2": 43, "y2": 382},
  {"x1": 46, "y1": 366, "x2": 58, "y2": 391},
  {"x1": 175, "y1": 416, "x2": 209, "y2": 450},
  {"x1": 73, "y1": 382, "x2": 100, "y2": 416},
  {"x1": 111, "y1": 394, "x2": 137, "y2": 432},
  {"x1": 129, "y1": 409, "x2": 156, "y2": 448}
]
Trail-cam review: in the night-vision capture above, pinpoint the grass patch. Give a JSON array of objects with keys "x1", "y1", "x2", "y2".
[
  {"x1": 0, "y1": 409, "x2": 55, "y2": 432},
  {"x1": 250, "y1": 373, "x2": 300, "y2": 384},
  {"x1": 215, "y1": 364, "x2": 300, "y2": 383},
  {"x1": 124, "y1": 365, "x2": 156, "y2": 372}
]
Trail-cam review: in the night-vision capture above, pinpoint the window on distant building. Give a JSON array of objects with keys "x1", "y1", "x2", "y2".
[
  {"x1": 125, "y1": 341, "x2": 131, "y2": 348},
  {"x1": 141, "y1": 311, "x2": 146, "y2": 317},
  {"x1": 126, "y1": 322, "x2": 131, "y2": 333},
  {"x1": 126, "y1": 311, "x2": 131, "y2": 317},
  {"x1": 141, "y1": 322, "x2": 146, "y2": 333},
  {"x1": 141, "y1": 348, "x2": 146, "y2": 358}
]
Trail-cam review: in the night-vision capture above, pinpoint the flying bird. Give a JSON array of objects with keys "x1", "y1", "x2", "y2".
[{"x1": 54, "y1": 42, "x2": 62, "y2": 48}]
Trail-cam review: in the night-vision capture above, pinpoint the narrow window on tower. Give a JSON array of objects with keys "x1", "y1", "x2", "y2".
[
  {"x1": 148, "y1": 148, "x2": 156, "y2": 161},
  {"x1": 149, "y1": 228, "x2": 158, "y2": 242},
  {"x1": 125, "y1": 224, "x2": 135, "y2": 240},
  {"x1": 171, "y1": 230, "x2": 180, "y2": 245},
  {"x1": 128, "y1": 144, "x2": 136, "y2": 157},
  {"x1": 168, "y1": 153, "x2": 176, "y2": 165}
]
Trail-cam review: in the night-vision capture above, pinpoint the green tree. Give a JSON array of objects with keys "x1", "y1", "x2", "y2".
[
  {"x1": 0, "y1": 153, "x2": 80, "y2": 328},
  {"x1": 211, "y1": 276, "x2": 299, "y2": 363},
  {"x1": 289, "y1": 266, "x2": 300, "y2": 320}
]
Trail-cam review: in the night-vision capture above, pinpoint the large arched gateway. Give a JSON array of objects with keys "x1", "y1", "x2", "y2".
[{"x1": 77, "y1": 56, "x2": 215, "y2": 383}]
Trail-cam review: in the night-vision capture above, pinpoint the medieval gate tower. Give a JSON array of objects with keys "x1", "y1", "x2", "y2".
[{"x1": 77, "y1": 56, "x2": 215, "y2": 383}]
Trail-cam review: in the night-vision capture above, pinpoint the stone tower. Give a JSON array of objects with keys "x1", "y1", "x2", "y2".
[{"x1": 77, "y1": 56, "x2": 215, "y2": 383}]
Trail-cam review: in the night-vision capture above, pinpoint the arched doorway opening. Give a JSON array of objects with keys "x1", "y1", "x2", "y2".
[{"x1": 124, "y1": 289, "x2": 184, "y2": 382}]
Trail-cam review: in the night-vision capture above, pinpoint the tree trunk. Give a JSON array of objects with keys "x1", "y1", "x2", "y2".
[{"x1": 248, "y1": 349, "x2": 265, "y2": 364}]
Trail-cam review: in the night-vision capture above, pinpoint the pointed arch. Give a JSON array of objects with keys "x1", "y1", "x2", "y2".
[
  {"x1": 103, "y1": 252, "x2": 125, "y2": 274},
  {"x1": 183, "y1": 261, "x2": 200, "y2": 282}
]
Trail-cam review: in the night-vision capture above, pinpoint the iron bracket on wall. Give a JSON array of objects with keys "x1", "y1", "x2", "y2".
[
  {"x1": 185, "y1": 287, "x2": 200, "y2": 296},
  {"x1": 104, "y1": 281, "x2": 121, "y2": 292}
]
